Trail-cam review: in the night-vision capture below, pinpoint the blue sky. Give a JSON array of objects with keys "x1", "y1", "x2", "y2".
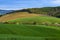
[{"x1": 0, "y1": 0, "x2": 60, "y2": 10}]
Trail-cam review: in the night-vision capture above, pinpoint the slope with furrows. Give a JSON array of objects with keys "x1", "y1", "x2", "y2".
[
  {"x1": 0, "y1": 24, "x2": 60, "y2": 40},
  {"x1": 0, "y1": 24, "x2": 60, "y2": 37},
  {"x1": 0, "y1": 12, "x2": 41, "y2": 22}
]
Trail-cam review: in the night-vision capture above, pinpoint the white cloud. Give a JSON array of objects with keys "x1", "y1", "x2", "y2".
[{"x1": 51, "y1": 0, "x2": 60, "y2": 4}]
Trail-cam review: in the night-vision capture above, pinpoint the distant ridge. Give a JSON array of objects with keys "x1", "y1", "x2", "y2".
[
  {"x1": 6, "y1": 6, "x2": 60, "y2": 18},
  {"x1": 0, "y1": 10, "x2": 14, "y2": 15},
  {"x1": 0, "y1": 6, "x2": 60, "y2": 22}
]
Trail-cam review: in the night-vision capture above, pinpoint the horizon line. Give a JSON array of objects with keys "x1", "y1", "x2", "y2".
[{"x1": 0, "y1": 6, "x2": 60, "y2": 10}]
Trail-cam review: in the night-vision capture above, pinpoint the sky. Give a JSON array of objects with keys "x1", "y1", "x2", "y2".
[{"x1": 0, "y1": 0, "x2": 60, "y2": 10}]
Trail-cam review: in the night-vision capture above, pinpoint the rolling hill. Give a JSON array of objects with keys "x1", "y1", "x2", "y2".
[
  {"x1": 0, "y1": 12, "x2": 41, "y2": 22},
  {"x1": 4, "y1": 6, "x2": 60, "y2": 18},
  {"x1": 0, "y1": 8, "x2": 60, "y2": 27},
  {"x1": 7, "y1": 16, "x2": 60, "y2": 26},
  {"x1": 0, "y1": 7, "x2": 60, "y2": 40}
]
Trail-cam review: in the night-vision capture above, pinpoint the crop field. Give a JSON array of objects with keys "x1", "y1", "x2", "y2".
[{"x1": 0, "y1": 24, "x2": 60, "y2": 40}]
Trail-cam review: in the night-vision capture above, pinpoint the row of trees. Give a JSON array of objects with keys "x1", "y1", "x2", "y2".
[
  {"x1": 0, "y1": 15, "x2": 2, "y2": 17},
  {"x1": 1, "y1": 21, "x2": 60, "y2": 26},
  {"x1": 27, "y1": 7, "x2": 60, "y2": 18}
]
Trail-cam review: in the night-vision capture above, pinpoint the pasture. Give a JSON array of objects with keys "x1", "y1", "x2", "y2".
[{"x1": 0, "y1": 24, "x2": 60, "y2": 40}]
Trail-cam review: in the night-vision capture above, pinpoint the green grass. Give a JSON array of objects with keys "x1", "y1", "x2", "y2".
[
  {"x1": 0, "y1": 16, "x2": 60, "y2": 40},
  {"x1": 8, "y1": 16, "x2": 60, "y2": 25},
  {"x1": 0, "y1": 24, "x2": 60, "y2": 40},
  {"x1": 1, "y1": 16, "x2": 60, "y2": 40}
]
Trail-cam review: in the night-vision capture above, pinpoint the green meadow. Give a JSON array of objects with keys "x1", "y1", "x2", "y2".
[
  {"x1": 8, "y1": 16, "x2": 60, "y2": 26},
  {"x1": 0, "y1": 7, "x2": 60, "y2": 40},
  {"x1": 0, "y1": 24, "x2": 60, "y2": 40}
]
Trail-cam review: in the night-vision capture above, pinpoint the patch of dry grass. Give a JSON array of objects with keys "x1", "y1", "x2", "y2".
[{"x1": 0, "y1": 12, "x2": 41, "y2": 22}]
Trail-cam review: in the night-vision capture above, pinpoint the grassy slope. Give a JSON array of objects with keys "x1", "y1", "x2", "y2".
[
  {"x1": 0, "y1": 24, "x2": 60, "y2": 40},
  {"x1": 8, "y1": 16, "x2": 60, "y2": 25},
  {"x1": 0, "y1": 11, "x2": 60, "y2": 40},
  {"x1": 0, "y1": 12, "x2": 40, "y2": 22},
  {"x1": 1, "y1": 10, "x2": 60, "y2": 24}
]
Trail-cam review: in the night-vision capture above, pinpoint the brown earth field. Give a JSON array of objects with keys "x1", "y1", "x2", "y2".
[{"x1": 0, "y1": 12, "x2": 42, "y2": 22}]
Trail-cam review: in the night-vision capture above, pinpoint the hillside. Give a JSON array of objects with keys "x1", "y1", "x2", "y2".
[
  {"x1": 0, "y1": 12, "x2": 41, "y2": 22},
  {"x1": 4, "y1": 6, "x2": 60, "y2": 18},
  {"x1": 0, "y1": 7, "x2": 60, "y2": 40},
  {"x1": 0, "y1": 11, "x2": 60, "y2": 26},
  {"x1": 27, "y1": 6, "x2": 60, "y2": 17},
  {"x1": 0, "y1": 7, "x2": 60, "y2": 26},
  {"x1": 7, "y1": 16, "x2": 60, "y2": 26}
]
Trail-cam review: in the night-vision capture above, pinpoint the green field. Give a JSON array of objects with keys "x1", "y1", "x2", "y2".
[
  {"x1": 0, "y1": 6, "x2": 60, "y2": 40},
  {"x1": 7, "y1": 16, "x2": 60, "y2": 26},
  {"x1": 0, "y1": 16, "x2": 60, "y2": 40},
  {"x1": 0, "y1": 24, "x2": 60, "y2": 40},
  {"x1": 8, "y1": 16, "x2": 60, "y2": 23}
]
